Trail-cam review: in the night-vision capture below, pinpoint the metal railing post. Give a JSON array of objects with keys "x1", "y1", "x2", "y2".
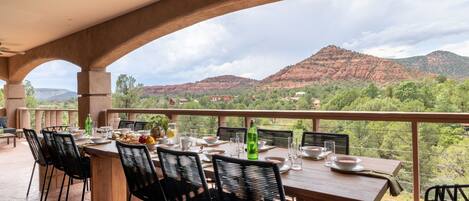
[{"x1": 411, "y1": 121, "x2": 420, "y2": 201}]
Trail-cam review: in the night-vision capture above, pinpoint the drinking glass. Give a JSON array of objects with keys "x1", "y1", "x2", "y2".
[
  {"x1": 287, "y1": 137, "x2": 293, "y2": 159},
  {"x1": 229, "y1": 137, "x2": 240, "y2": 158},
  {"x1": 236, "y1": 132, "x2": 245, "y2": 154},
  {"x1": 324, "y1": 140, "x2": 336, "y2": 166},
  {"x1": 290, "y1": 142, "x2": 303, "y2": 170},
  {"x1": 180, "y1": 136, "x2": 192, "y2": 151}
]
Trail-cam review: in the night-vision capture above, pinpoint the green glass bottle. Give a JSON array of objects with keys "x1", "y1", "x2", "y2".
[
  {"x1": 247, "y1": 119, "x2": 258, "y2": 160},
  {"x1": 85, "y1": 114, "x2": 92, "y2": 136}
]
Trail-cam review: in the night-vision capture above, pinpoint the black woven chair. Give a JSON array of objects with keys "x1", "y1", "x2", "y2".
[
  {"x1": 23, "y1": 128, "x2": 53, "y2": 201},
  {"x1": 212, "y1": 154, "x2": 286, "y2": 201},
  {"x1": 115, "y1": 141, "x2": 167, "y2": 201},
  {"x1": 424, "y1": 184, "x2": 469, "y2": 201},
  {"x1": 257, "y1": 129, "x2": 293, "y2": 148},
  {"x1": 157, "y1": 147, "x2": 213, "y2": 201},
  {"x1": 44, "y1": 125, "x2": 69, "y2": 132},
  {"x1": 118, "y1": 120, "x2": 136, "y2": 129},
  {"x1": 53, "y1": 133, "x2": 90, "y2": 201},
  {"x1": 301, "y1": 132, "x2": 350, "y2": 155},
  {"x1": 217, "y1": 127, "x2": 247, "y2": 142},
  {"x1": 42, "y1": 130, "x2": 67, "y2": 200},
  {"x1": 134, "y1": 121, "x2": 148, "y2": 131}
]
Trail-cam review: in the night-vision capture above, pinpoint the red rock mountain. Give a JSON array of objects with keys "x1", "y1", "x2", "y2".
[
  {"x1": 261, "y1": 45, "x2": 427, "y2": 88},
  {"x1": 144, "y1": 75, "x2": 259, "y2": 95}
]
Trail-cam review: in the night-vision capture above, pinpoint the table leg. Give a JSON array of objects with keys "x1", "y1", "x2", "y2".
[
  {"x1": 90, "y1": 156, "x2": 128, "y2": 201},
  {"x1": 13, "y1": 137, "x2": 16, "y2": 147},
  {"x1": 7, "y1": 137, "x2": 9, "y2": 144}
]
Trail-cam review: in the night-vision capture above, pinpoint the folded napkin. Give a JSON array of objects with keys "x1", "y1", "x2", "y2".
[{"x1": 332, "y1": 168, "x2": 403, "y2": 196}]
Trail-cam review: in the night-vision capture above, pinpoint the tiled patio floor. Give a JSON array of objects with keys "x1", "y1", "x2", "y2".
[{"x1": 0, "y1": 138, "x2": 91, "y2": 201}]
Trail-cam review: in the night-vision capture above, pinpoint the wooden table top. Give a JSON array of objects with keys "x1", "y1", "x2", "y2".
[{"x1": 84, "y1": 141, "x2": 401, "y2": 201}]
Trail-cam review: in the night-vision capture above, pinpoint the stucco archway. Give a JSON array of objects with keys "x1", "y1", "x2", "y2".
[{"x1": 6, "y1": 0, "x2": 278, "y2": 83}]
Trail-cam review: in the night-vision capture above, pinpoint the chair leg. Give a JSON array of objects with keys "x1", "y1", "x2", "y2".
[
  {"x1": 26, "y1": 162, "x2": 36, "y2": 196},
  {"x1": 58, "y1": 174, "x2": 66, "y2": 201},
  {"x1": 40, "y1": 165, "x2": 49, "y2": 201},
  {"x1": 65, "y1": 176, "x2": 71, "y2": 201},
  {"x1": 44, "y1": 166, "x2": 55, "y2": 201},
  {"x1": 81, "y1": 179, "x2": 87, "y2": 201}
]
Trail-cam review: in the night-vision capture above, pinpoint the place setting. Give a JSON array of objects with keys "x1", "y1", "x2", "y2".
[
  {"x1": 258, "y1": 139, "x2": 276, "y2": 152},
  {"x1": 198, "y1": 136, "x2": 228, "y2": 147}
]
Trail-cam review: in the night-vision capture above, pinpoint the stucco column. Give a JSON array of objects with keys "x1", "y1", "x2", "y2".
[
  {"x1": 77, "y1": 69, "x2": 112, "y2": 128},
  {"x1": 4, "y1": 83, "x2": 26, "y2": 128}
]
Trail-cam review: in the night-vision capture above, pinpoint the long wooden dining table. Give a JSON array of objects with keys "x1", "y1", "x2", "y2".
[{"x1": 83, "y1": 140, "x2": 401, "y2": 201}]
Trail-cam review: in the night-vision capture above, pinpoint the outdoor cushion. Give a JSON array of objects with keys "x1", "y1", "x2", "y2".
[{"x1": 0, "y1": 117, "x2": 7, "y2": 128}]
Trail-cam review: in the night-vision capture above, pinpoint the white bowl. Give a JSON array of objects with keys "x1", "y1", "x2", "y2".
[
  {"x1": 203, "y1": 136, "x2": 219, "y2": 144},
  {"x1": 203, "y1": 149, "x2": 225, "y2": 160},
  {"x1": 333, "y1": 156, "x2": 362, "y2": 170},
  {"x1": 90, "y1": 137, "x2": 106, "y2": 143},
  {"x1": 265, "y1": 156, "x2": 286, "y2": 169},
  {"x1": 258, "y1": 140, "x2": 267, "y2": 148},
  {"x1": 302, "y1": 146, "x2": 323, "y2": 158}
]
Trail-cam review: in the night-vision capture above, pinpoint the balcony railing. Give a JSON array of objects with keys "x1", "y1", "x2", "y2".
[
  {"x1": 16, "y1": 107, "x2": 469, "y2": 200},
  {"x1": 16, "y1": 107, "x2": 78, "y2": 131}
]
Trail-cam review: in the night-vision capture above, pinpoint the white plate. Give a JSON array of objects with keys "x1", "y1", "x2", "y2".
[
  {"x1": 201, "y1": 155, "x2": 211, "y2": 163},
  {"x1": 279, "y1": 164, "x2": 291, "y2": 173},
  {"x1": 330, "y1": 163, "x2": 364, "y2": 172},
  {"x1": 90, "y1": 140, "x2": 112, "y2": 145},
  {"x1": 75, "y1": 137, "x2": 90, "y2": 141}
]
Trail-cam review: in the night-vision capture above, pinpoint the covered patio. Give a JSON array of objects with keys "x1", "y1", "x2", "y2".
[{"x1": 1, "y1": 0, "x2": 468, "y2": 201}]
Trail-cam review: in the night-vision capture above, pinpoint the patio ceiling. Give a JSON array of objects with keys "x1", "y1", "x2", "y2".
[{"x1": 0, "y1": 0, "x2": 158, "y2": 56}]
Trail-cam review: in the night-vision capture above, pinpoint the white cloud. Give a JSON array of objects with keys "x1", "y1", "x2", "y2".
[
  {"x1": 362, "y1": 45, "x2": 414, "y2": 58},
  {"x1": 441, "y1": 40, "x2": 469, "y2": 56}
]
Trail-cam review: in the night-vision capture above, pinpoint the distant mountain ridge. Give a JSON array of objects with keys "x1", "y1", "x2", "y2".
[
  {"x1": 143, "y1": 45, "x2": 469, "y2": 95},
  {"x1": 144, "y1": 75, "x2": 259, "y2": 95},
  {"x1": 260, "y1": 45, "x2": 427, "y2": 88},
  {"x1": 393, "y1": 50, "x2": 469, "y2": 77},
  {"x1": 35, "y1": 88, "x2": 76, "y2": 101}
]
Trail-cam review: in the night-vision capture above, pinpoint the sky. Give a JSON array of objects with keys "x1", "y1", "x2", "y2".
[{"x1": 15, "y1": 0, "x2": 469, "y2": 91}]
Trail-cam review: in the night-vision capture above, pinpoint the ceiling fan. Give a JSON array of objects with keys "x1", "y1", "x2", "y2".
[{"x1": 0, "y1": 42, "x2": 25, "y2": 56}]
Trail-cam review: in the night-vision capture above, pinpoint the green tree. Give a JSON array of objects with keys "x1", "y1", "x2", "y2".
[
  {"x1": 24, "y1": 80, "x2": 38, "y2": 108},
  {"x1": 113, "y1": 74, "x2": 143, "y2": 108}
]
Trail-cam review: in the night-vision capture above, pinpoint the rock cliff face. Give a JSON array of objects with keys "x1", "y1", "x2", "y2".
[
  {"x1": 144, "y1": 75, "x2": 259, "y2": 95},
  {"x1": 261, "y1": 45, "x2": 426, "y2": 88},
  {"x1": 393, "y1": 50, "x2": 469, "y2": 78}
]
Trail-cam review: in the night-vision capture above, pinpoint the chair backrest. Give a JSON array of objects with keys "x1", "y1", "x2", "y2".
[
  {"x1": 23, "y1": 128, "x2": 49, "y2": 165},
  {"x1": 157, "y1": 147, "x2": 211, "y2": 200},
  {"x1": 44, "y1": 126, "x2": 69, "y2": 132},
  {"x1": 41, "y1": 130, "x2": 63, "y2": 169},
  {"x1": 212, "y1": 154, "x2": 286, "y2": 201},
  {"x1": 118, "y1": 120, "x2": 135, "y2": 129},
  {"x1": 424, "y1": 184, "x2": 469, "y2": 201},
  {"x1": 115, "y1": 141, "x2": 166, "y2": 200},
  {"x1": 302, "y1": 132, "x2": 349, "y2": 155},
  {"x1": 53, "y1": 133, "x2": 87, "y2": 178},
  {"x1": 257, "y1": 129, "x2": 293, "y2": 148},
  {"x1": 133, "y1": 121, "x2": 148, "y2": 131},
  {"x1": 217, "y1": 127, "x2": 247, "y2": 142}
]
